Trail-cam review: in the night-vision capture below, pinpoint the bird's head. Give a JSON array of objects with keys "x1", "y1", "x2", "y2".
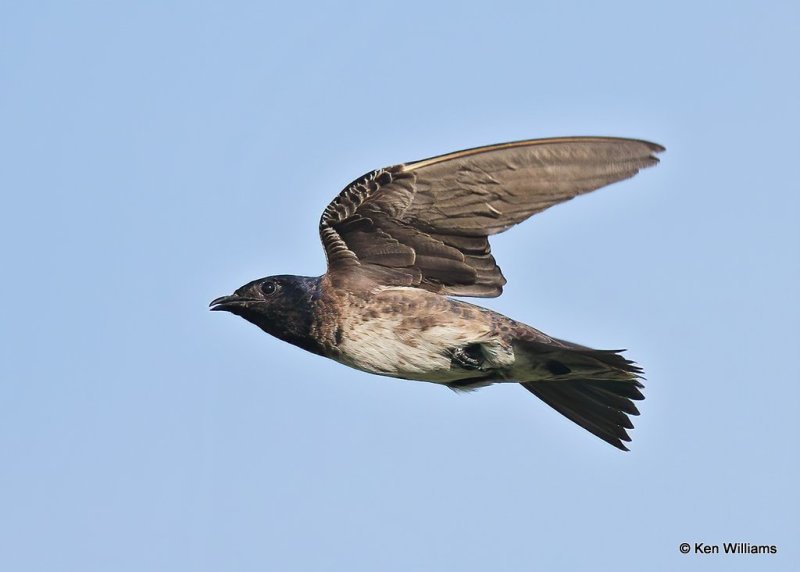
[{"x1": 210, "y1": 275, "x2": 323, "y2": 355}]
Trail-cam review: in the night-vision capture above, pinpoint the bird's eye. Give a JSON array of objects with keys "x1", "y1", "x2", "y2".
[{"x1": 261, "y1": 281, "x2": 278, "y2": 296}]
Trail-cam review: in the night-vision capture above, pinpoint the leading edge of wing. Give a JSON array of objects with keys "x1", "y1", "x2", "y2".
[{"x1": 405, "y1": 136, "x2": 665, "y2": 172}]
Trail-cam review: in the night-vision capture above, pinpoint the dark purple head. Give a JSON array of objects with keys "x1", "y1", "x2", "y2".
[{"x1": 210, "y1": 275, "x2": 323, "y2": 355}]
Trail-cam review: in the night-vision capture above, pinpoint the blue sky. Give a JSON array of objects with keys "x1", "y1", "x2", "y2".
[{"x1": 1, "y1": 1, "x2": 798, "y2": 570}]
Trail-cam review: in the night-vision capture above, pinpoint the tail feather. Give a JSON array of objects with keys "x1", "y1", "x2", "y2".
[
  {"x1": 522, "y1": 380, "x2": 640, "y2": 450},
  {"x1": 580, "y1": 383, "x2": 641, "y2": 415},
  {"x1": 516, "y1": 340, "x2": 645, "y2": 451}
]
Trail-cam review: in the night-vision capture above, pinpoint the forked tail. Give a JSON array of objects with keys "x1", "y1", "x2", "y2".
[{"x1": 516, "y1": 339, "x2": 645, "y2": 451}]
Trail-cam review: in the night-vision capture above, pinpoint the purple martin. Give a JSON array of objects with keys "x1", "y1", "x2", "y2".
[{"x1": 211, "y1": 137, "x2": 663, "y2": 450}]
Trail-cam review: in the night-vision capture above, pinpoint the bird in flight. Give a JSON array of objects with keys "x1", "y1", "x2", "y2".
[{"x1": 211, "y1": 137, "x2": 663, "y2": 450}]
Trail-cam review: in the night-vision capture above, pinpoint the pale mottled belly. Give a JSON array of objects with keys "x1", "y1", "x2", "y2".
[{"x1": 335, "y1": 312, "x2": 514, "y2": 383}]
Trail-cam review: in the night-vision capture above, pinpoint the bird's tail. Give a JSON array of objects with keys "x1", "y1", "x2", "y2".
[{"x1": 514, "y1": 339, "x2": 645, "y2": 451}]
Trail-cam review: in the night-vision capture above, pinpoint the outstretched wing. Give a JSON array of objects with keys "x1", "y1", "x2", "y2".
[{"x1": 319, "y1": 137, "x2": 663, "y2": 297}]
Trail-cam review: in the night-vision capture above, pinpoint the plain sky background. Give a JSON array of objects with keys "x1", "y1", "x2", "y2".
[{"x1": 1, "y1": 1, "x2": 798, "y2": 571}]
